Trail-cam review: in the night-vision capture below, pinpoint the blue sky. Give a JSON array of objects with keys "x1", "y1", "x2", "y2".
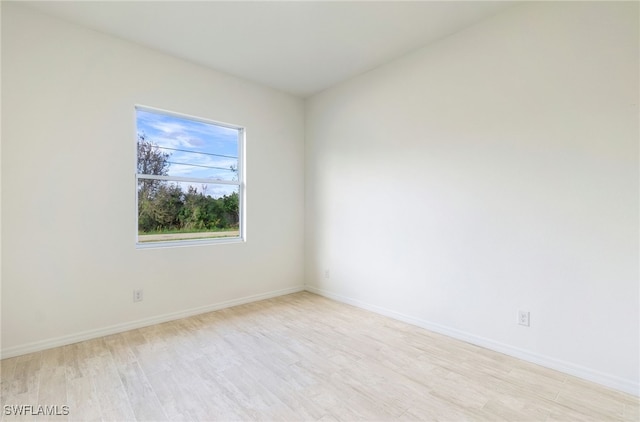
[{"x1": 136, "y1": 108, "x2": 239, "y2": 182}]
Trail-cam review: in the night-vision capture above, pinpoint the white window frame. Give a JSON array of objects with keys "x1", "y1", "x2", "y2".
[{"x1": 134, "y1": 105, "x2": 246, "y2": 249}]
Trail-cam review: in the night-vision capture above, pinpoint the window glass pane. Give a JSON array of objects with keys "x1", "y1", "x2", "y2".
[
  {"x1": 138, "y1": 179, "x2": 239, "y2": 243},
  {"x1": 136, "y1": 109, "x2": 239, "y2": 182}
]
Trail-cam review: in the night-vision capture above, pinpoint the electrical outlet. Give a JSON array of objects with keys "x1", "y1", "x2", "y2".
[
  {"x1": 133, "y1": 289, "x2": 144, "y2": 302},
  {"x1": 324, "y1": 269, "x2": 330, "y2": 279},
  {"x1": 518, "y1": 310, "x2": 530, "y2": 327}
]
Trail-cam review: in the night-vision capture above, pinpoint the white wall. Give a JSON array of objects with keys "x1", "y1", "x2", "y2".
[
  {"x1": 305, "y1": 2, "x2": 639, "y2": 394},
  {"x1": 1, "y1": 4, "x2": 304, "y2": 355}
]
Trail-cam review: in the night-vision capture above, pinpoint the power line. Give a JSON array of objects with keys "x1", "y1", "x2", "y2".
[
  {"x1": 157, "y1": 145, "x2": 237, "y2": 160},
  {"x1": 167, "y1": 161, "x2": 237, "y2": 172}
]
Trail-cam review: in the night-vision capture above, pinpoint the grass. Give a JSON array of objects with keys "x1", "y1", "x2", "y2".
[{"x1": 138, "y1": 227, "x2": 237, "y2": 235}]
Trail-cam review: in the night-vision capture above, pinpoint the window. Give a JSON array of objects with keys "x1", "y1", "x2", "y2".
[{"x1": 135, "y1": 106, "x2": 244, "y2": 247}]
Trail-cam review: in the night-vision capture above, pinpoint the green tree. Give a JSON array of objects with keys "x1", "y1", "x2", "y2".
[
  {"x1": 137, "y1": 133, "x2": 173, "y2": 232},
  {"x1": 222, "y1": 192, "x2": 240, "y2": 227},
  {"x1": 137, "y1": 133, "x2": 170, "y2": 176},
  {"x1": 180, "y1": 185, "x2": 207, "y2": 230}
]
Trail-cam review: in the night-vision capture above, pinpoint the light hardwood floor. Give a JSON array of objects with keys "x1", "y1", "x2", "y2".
[{"x1": 1, "y1": 292, "x2": 638, "y2": 421}]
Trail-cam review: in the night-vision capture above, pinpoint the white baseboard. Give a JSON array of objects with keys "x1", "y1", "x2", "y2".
[
  {"x1": 1, "y1": 286, "x2": 304, "y2": 359},
  {"x1": 305, "y1": 285, "x2": 639, "y2": 397}
]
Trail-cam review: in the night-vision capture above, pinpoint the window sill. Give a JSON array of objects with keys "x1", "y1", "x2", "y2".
[{"x1": 136, "y1": 236, "x2": 245, "y2": 250}]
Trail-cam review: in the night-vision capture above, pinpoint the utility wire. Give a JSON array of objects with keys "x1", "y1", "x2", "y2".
[
  {"x1": 157, "y1": 145, "x2": 237, "y2": 159},
  {"x1": 167, "y1": 161, "x2": 237, "y2": 172}
]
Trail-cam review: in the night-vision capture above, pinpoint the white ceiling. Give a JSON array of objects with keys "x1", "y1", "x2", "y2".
[{"x1": 21, "y1": 1, "x2": 516, "y2": 98}]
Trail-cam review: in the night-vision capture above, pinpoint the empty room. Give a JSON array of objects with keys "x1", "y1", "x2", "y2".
[{"x1": 1, "y1": 1, "x2": 638, "y2": 420}]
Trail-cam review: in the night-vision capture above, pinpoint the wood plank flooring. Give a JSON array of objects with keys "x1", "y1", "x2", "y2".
[{"x1": 1, "y1": 292, "x2": 638, "y2": 421}]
